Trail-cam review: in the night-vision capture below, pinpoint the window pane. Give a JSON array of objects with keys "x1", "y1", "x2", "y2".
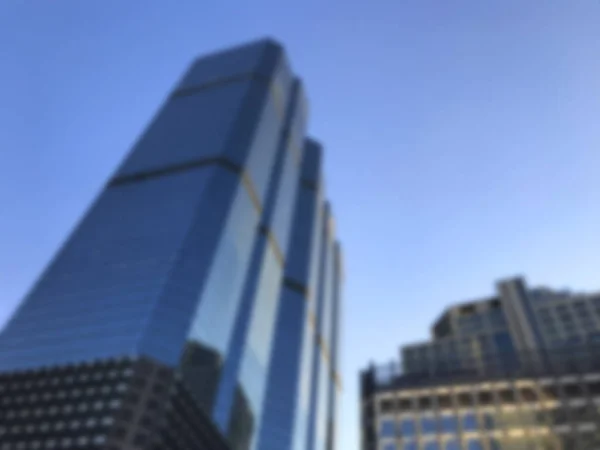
[
  {"x1": 462, "y1": 413, "x2": 478, "y2": 431},
  {"x1": 383, "y1": 444, "x2": 398, "y2": 450},
  {"x1": 380, "y1": 419, "x2": 396, "y2": 438},
  {"x1": 400, "y1": 419, "x2": 417, "y2": 437},
  {"x1": 425, "y1": 442, "x2": 441, "y2": 450},
  {"x1": 478, "y1": 391, "x2": 493, "y2": 405},
  {"x1": 421, "y1": 416, "x2": 437, "y2": 435},
  {"x1": 467, "y1": 440, "x2": 484, "y2": 450},
  {"x1": 403, "y1": 443, "x2": 418, "y2": 450},
  {"x1": 483, "y1": 412, "x2": 496, "y2": 430},
  {"x1": 445, "y1": 440, "x2": 460, "y2": 450},
  {"x1": 441, "y1": 415, "x2": 459, "y2": 434},
  {"x1": 489, "y1": 438, "x2": 502, "y2": 450},
  {"x1": 457, "y1": 392, "x2": 473, "y2": 407}
]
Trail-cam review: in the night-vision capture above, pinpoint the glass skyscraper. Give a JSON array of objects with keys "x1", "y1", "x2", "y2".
[
  {"x1": 361, "y1": 277, "x2": 600, "y2": 450},
  {"x1": 0, "y1": 39, "x2": 343, "y2": 450}
]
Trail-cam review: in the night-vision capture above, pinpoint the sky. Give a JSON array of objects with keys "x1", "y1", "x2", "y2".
[{"x1": 1, "y1": 1, "x2": 600, "y2": 448}]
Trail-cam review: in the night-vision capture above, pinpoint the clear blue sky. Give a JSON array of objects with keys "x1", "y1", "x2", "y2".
[{"x1": 1, "y1": 1, "x2": 599, "y2": 448}]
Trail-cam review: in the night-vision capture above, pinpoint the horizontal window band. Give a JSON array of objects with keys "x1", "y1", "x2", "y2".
[
  {"x1": 283, "y1": 277, "x2": 309, "y2": 297},
  {"x1": 170, "y1": 71, "x2": 272, "y2": 100},
  {"x1": 109, "y1": 156, "x2": 242, "y2": 187},
  {"x1": 301, "y1": 178, "x2": 318, "y2": 191},
  {"x1": 109, "y1": 158, "x2": 267, "y2": 225}
]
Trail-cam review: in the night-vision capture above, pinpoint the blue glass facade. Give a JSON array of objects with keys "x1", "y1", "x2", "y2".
[{"x1": 0, "y1": 39, "x2": 342, "y2": 450}]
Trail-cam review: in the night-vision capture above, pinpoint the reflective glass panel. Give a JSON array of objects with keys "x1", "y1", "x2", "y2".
[
  {"x1": 441, "y1": 415, "x2": 459, "y2": 434},
  {"x1": 400, "y1": 419, "x2": 417, "y2": 437},
  {"x1": 380, "y1": 419, "x2": 396, "y2": 438},
  {"x1": 462, "y1": 412, "x2": 478, "y2": 431},
  {"x1": 467, "y1": 439, "x2": 484, "y2": 450},
  {"x1": 421, "y1": 416, "x2": 437, "y2": 434},
  {"x1": 445, "y1": 440, "x2": 460, "y2": 450},
  {"x1": 424, "y1": 442, "x2": 440, "y2": 450}
]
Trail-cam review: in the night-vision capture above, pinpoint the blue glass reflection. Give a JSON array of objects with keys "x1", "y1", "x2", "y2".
[
  {"x1": 441, "y1": 415, "x2": 458, "y2": 434},
  {"x1": 462, "y1": 413, "x2": 478, "y2": 431},
  {"x1": 467, "y1": 439, "x2": 484, "y2": 450},
  {"x1": 494, "y1": 332, "x2": 518, "y2": 369},
  {"x1": 0, "y1": 166, "x2": 220, "y2": 372},
  {"x1": 380, "y1": 419, "x2": 396, "y2": 438},
  {"x1": 445, "y1": 440, "x2": 460, "y2": 450},
  {"x1": 117, "y1": 83, "x2": 251, "y2": 178},
  {"x1": 383, "y1": 444, "x2": 397, "y2": 450},
  {"x1": 403, "y1": 443, "x2": 418, "y2": 450},
  {"x1": 400, "y1": 419, "x2": 417, "y2": 437},
  {"x1": 421, "y1": 416, "x2": 437, "y2": 434},
  {"x1": 424, "y1": 442, "x2": 440, "y2": 450}
]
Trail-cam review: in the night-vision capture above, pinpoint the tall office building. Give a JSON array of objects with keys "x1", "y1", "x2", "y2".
[
  {"x1": 0, "y1": 39, "x2": 343, "y2": 450},
  {"x1": 361, "y1": 277, "x2": 600, "y2": 450}
]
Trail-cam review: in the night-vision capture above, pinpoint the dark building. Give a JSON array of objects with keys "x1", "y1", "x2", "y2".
[
  {"x1": 0, "y1": 39, "x2": 343, "y2": 450},
  {"x1": 361, "y1": 277, "x2": 600, "y2": 450}
]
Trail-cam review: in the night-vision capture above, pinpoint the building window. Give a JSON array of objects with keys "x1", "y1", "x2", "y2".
[
  {"x1": 482, "y1": 412, "x2": 495, "y2": 430},
  {"x1": 380, "y1": 399, "x2": 394, "y2": 413},
  {"x1": 419, "y1": 396, "x2": 432, "y2": 410},
  {"x1": 421, "y1": 416, "x2": 437, "y2": 435},
  {"x1": 379, "y1": 419, "x2": 396, "y2": 438},
  {"x1": 383, "y1": 444, "x2": 397, "y2": 450},
  {"x1": 519, "y1": 387, "x2": 537, "y2": 402},
  {"x1": 445, "y1": 440, "x2": 460, "y2": 450},
  {"x1": 549, "y1": 408, "x2": 568, "y2": 425},
  {"x1": 587, "y1": 381, "x2": 600, "y2": 396},
  {"x1": 403, "y1": 443, "x2": 418, "y2": 450},
  {"x1": 424, "y1": 442, "x2": 440, "y2": 450},
  {"x1": 462, "y1": 413, "x2": 478, "y2": 431},
  {"x1": 467, "y1": 440, "x2": 484, "y2": 450},
  {"x1": 562, "y1": 383, "x2": 583, "y2": 398},
  {"x1": 477, "y1": 391, "x2": 493, "y2": 405},
  {"x1": 398, "y1": 398, "x2": 412, "y2": 411},
  {"x1": 440, "y1": 415, "x2": 458, "y2": 434},
  {"x1": 457, "y1": 392, "x2": 473, "y2": 407},
  {"x1": 498, "y1": 389, "x2": 516, "y2": 403},
  {"x1": 540, "y1": 385, "x2": 559, "y2": 400},
  {"x1": 437, "y1": 394, "x2": 452, "y2": 409},
  {"x1": 400, "y1": 419, "x2": 417, "y2": 438}
]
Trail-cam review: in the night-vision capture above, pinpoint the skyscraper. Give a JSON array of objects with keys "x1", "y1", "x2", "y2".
[
  {"x1": 0, "y1": 39, "x2": 343, "y2": 450},
  {"x1": 361, "y1": 277, "x2": 600, "y2": 450}
]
